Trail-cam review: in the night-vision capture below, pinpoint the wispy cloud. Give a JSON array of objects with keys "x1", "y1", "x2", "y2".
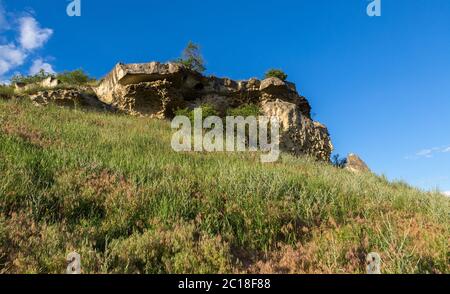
[
  {"x1": 0, "y1": 3, "x2": 54, "y2": 81},
  {"x1": 29, "y1": 58, "x2": 54, "y2": 75},
  {"x1": 0, "y1": 44, "x2": 27, "y2": 75},
  {"x1": 18, "y1": 16, "x2": 53, "y2": 50},
  {"x1": 406, "y1": 145, "x2": 450, "y2": 159}
]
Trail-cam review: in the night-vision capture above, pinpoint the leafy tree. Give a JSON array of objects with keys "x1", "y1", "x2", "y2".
[
  {"x1": 264, "y1": 69, "x2": 288, "y2": 81},
  {"x1": 177, "y1": 41, "x2": 206, "y2": 73}
]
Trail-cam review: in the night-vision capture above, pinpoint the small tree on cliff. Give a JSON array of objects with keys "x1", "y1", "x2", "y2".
[
  {"x1": 178, "y1": 41, "x2": 206, "y2": 73},
  {"x1": 264, "y1": 69, "x2": 288, "y2": 81}
]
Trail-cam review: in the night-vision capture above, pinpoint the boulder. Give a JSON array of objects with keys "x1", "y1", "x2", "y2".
[
  {"x1": 345, "y1": 153, "x2": 370, "y2": 173},
  {"x1": 261, "y1": 99, "x2": 333, "y2": 161},
  {"x1": 41, "y1": 77, "x2": 61, "y2": 88},
  {"x1": 259, "y1": 77, "x2": 288, "y2": 93}
]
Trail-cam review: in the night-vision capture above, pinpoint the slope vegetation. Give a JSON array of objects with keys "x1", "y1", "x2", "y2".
[{"x1": 0, "y1": 99, "x2": 448, "y2": 273}]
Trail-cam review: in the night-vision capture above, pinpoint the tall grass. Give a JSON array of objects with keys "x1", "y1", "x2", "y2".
[{"x1": 0, "y1": 99, "x2": 448, "y2": 274}]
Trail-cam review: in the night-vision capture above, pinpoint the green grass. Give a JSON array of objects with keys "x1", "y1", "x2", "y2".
[
  {"x1": 0, "y1": 98, "x2": 448, "y2": 274},
  {"x1": 0, "y1": 85, "x2": 15, "y2": 100}
]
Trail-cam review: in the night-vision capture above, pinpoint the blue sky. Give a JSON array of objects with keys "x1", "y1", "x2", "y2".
[{"x1": 1, "y1": 0, "x2": 449, "y2": 193}]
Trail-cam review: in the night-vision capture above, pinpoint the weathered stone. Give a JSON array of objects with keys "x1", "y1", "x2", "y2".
[
  {"x1": 95, "y1": 62, "x2": 312, "y2": 117},
  {"x1": 261, "y1": 99, "x2": 333, "y2": 161},
  {"x1": 41, "y1": 77, "x2": 61, "y2": 88},
  {"x1": 14, "y1": 77, "x2": 61, "y2": 92},
  {"x1": 29, "y1": 88, "x2": 109, "y2": 110},
  {"x1": 345, "y1": 153, "x2": 370, "y2": 173},
  {"x1": 260, "y1": 77, "x2": 288, "y2": 93}
]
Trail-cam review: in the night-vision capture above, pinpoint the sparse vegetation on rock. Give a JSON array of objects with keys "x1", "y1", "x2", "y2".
[
  {"x1": 57, "y1": 69, "x2": 96, "y2": 86},
  {"x1": 11, "y1": 70, "x2": 54, "y2": 85},
  {"x1": 227, "y1": 104, "x2": 261, "y2": 118},
  {"x1": 265, "y1": 69, "x2": 288, "y2": 81}
]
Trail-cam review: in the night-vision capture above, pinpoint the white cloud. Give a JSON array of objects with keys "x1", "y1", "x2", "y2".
[
  {"x1": 416, "y1": 148, "x2": 436, "y2": 158},
  {"x1": 408, "y1": 145, "x2": 450, "y2": 159},
  {"x1": 0, "y1": 44, "x2": 27, "y2": 75},
  {"x1": 19, "y1": 16, "x2": 53, "y2": 50},
  {"x1": 443, "y1": 191, "x2": 450, "y2": 197},
  {"x1": 29, "y1": 58, "x2": 55, "y2": 75},
  {"x1": 0, "y1": 7, "x2": 54, "y2": 80}
]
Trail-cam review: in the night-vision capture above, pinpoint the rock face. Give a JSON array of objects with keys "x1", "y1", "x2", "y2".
[
  {"x1": 261, "y1": 100, "x2": 333, "y2": 161},
  {"x1": 345, "y1": 153, "x2": 370, "y2": 173},
  {"x1": 29, "y1": 88, "x2": 109, "y2": 110},
  {"x1": 14, "y1": 77, "x2": 61, "y2": 92},
  {"x1": 40, "y1": 77, "x2": 61, "y2": 88},
  {"x1": 95, "y1": 62, "x2": 333, "y2": 161}
]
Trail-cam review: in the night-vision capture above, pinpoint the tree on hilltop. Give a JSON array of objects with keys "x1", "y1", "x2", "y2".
[{"x1": 177, "y1": 41, "x2": 206, "y2": 73}]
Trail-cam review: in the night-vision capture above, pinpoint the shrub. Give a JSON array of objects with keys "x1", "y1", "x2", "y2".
[
  {"x1": 177, "y1": 41, "x2": 206, "y2": 73},
  {"x1": 227, "y1": 104, "x2": 261, "y2": 118},
  {"x1": 57, "y1": 69, "x2": 95, "y2": 86},
  {"x1": 10, "y1": 69, "x2": 95, "y2": 87},
  {"x1": 11, "y1": 70, "x2": 54, "y2": 85},
  {"x1": 331, "y1": 154, "x2": 347, "y2": 168},
  {"x1": 264, "y1": 69, "x2": 288, "y2": 81},
  {"x1": 174, "y1": 104, "x2": 219, "y2": 122}
]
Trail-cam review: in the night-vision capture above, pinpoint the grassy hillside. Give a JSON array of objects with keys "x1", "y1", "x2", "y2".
[{"x1": 0, "y1": 98, "x2": 448, "y2": 274}]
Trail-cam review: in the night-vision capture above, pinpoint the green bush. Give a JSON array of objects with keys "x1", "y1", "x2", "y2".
[
  {"x1": 11, "y1": 70, "x2": 54, "y2": 85},
  {"x1": 57, "y1": 69, "x2": 95, "y2": 86},
  {"x1": 10, "y1": 69, "x2": 95, "y2": 87},
  {"x1": 331, "y1": 154, "x2": 347, "y2": 168},
  {"x1": 227, "y1": 104, "x2": 261, "y2": 118},
  {"x1": 174, "y1": 104, "x2": 219, "y2": 122},
  {"x1": 264, "y1": 69, "x2": 288, "y2": 81}
]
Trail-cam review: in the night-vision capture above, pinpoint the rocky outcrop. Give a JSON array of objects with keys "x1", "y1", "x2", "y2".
[
  {"x1": 40, "y1": 77, "x2": 61, "y2": 88},
  {"x1": 95, "y1": 62, "x2": 333, "y2": 161},
  {"x1": 29, "y1": 88, "x2": 110, "y2": 110},
  {"x1": 95, "y1": 62, "x2": 311, "y2": 118},
  {"x1": 14, "y1": 77, "x2": 61, "y2": 92},
  {"x1": 261, "y1": 100, "x2": 333, "y2": 161},
  {"x1": 345, "y1": 153, "x2": 370, "y2": 173}
]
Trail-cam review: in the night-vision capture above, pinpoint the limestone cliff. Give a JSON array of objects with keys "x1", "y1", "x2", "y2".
[{"x1": 95, "y1": 62, "x2": 333, "y2": 161}]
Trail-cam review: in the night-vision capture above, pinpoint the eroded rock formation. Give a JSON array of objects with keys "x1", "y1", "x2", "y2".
[
  {"x1": 29, "y1": 88, "x2": 110, "y2": 110},
  {"x1": 95, "y1": 62, "x2": 333, "y2": 161}
]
